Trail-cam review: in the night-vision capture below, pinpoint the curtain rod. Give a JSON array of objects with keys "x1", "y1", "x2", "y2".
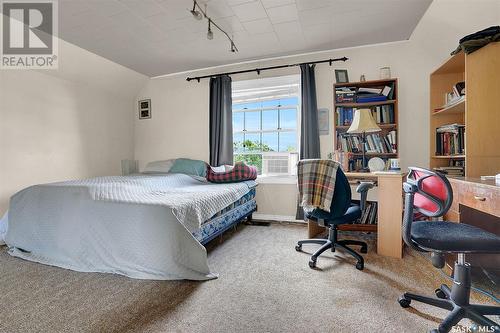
[{"x1": 186, "y1": 56, "x2": 348, "y2": 82}]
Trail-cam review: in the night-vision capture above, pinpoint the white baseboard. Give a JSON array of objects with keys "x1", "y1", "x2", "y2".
[{"x1": 252, "y1": 213, "x2": 304, "y2": 223}]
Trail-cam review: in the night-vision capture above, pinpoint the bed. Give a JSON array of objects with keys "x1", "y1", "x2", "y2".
[{"x1": 0, "y1": 173, "x2": 257, "y2": 281}]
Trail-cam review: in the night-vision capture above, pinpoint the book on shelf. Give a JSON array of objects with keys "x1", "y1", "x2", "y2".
[
  {"x1": 435, "y1": 95, "x2": 465, "y2": 112},
  {"x1": 435, "y1": 123, "x2": 465, "y2": 156},
  {"x1": 349, "y1": 158, "x2": 364, "y2": 171},
  {"x1": 335, "y1": 87, "x2": 356, "y2": 103},
  {"x1": 335, "y1": 82, "x2": 395, "y2": 104},
  {"x1": 333, "y1": 150, "x2": 350, "y2": 171},
  {"x1": 337, "y1": 131, "x2": 397, "y2": 154},
  {"x1": 358, "y1": 87, "x2": 382, "y2": 94},
  {"x1": 433, "y1": 166, "x2": 465, "y2": 177},
  {"x1": 453, "y1": 81, "x2": 465, "y2": 97},
  {"x1": 371, "y1": 104, "x2": 394, "y2": 124},
  {"x1": 356, "y1": 201, "x2": 378, "y2": 225},
  {"x1": 336, "y1": 104, "x2": 395, "y2": 126},
  {"x1": 356, "y1": 92, "x2": 387, "y2": 103},
  {"x1": 336, "y1": 107, "x2": 354, "y2": 126},
  {"x1": 435, "y1": 81, "x2": 466, "y2": 112}
]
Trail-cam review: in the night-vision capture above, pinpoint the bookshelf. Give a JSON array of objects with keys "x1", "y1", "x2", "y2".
[
  {"x1": 334, "y1": 78, "x2": 399, "y2": 172},
  {"x1": 429, "y1": 42, "x2": 500, "y2": 177}
]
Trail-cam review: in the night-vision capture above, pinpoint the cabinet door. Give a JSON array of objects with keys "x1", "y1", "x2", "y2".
[{"x1": 465, "y1": 42, "x2": 500, "y2": 177}]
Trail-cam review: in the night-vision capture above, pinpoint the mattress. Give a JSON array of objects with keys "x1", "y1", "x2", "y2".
[{"x1": 194, "y1": 189, "x2": 256, "y2": 243}]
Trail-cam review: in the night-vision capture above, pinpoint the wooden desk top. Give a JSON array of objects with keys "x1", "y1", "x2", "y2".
[
  {"x1": 449, "y1": 177, "x2": 500, "y2": 191},
  {"x1": 345, "y1": 171, "x2": 405, "y2": 178}
]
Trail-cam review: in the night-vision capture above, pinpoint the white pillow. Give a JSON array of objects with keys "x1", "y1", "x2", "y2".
[
  {"x1": 210, "y1": 165, "x2": 226, "y2": 173},
  {"x1": 142, "y1": 159, "x2": 175, "y2": 174}
]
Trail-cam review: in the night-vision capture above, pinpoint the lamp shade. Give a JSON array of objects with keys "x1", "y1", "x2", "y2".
[{"x1": 347, "y1": 108, "x2": 381, "y2": 134}]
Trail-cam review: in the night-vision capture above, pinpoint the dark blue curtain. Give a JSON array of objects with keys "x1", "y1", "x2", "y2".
[
  {"x1": 299, "y1": 64, "x2": 321, "y2": 159},
  {"x1": 209, "y1": 75, "x2": 233, "y2": 166},
  {"x1": 297, "y1": 64, "x2": 321, "y2": 220}
]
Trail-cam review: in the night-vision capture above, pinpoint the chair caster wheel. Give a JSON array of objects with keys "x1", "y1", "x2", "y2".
[
  {"x1": 398, "y1": 296, "x2": 411, "y2": 308},
  {"x1": 435, "y1": 288, "x2": 447, "y2": 299},
  {"x1": 295, "y1": 245, "x2": 302, "y2": 252},
  {"x1": 355, "y1": 262, "x2": 364, "y2": 270},
  {"x1": 360, "y1": 246, "x2": 368, "y2": 254},
  {"x1": 308, "y1": 259, "x2": 316, "y2": 268}
]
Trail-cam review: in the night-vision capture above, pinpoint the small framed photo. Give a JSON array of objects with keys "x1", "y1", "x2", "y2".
[
  {"x1": 138, "y1": 99, "x2": 151, "y2": 119},
  {"x1": 335, "y1": 69, "x2": 349, "y2": 83},
  {"x1": 318, "y1": 108, "x2": 329, "y2": 135}
]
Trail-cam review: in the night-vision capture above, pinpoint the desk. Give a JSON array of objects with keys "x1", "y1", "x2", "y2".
[
  {"x1": 444, "y1": 177, "x2": 500, "y2": 269},
  {"x1": 307, "y1": 171, "x2": 405, "y2": 259}
]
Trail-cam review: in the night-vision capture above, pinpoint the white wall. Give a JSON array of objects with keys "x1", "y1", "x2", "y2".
[
  {"x1": 134, "y1": 0, "x2": 499, "y2": 219},
  {"x1": 0, "y1": 39, "x2": 148, "y2": 215}
]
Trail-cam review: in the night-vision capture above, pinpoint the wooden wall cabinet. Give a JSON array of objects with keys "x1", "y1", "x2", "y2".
[{"x1": 430, "y1": 42, "x2": 500, "y2": 177}]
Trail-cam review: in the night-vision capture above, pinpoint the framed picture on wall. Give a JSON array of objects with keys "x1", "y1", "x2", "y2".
[
  {"x1": 318, "y1": 108, "x2": 329, "y2": 135},
  {"x1": 334, "y1": 69, "x2": 349, "y2": 83},
  {"x1": 138, "y1": 99, "x2": 151, "y2": 119}
]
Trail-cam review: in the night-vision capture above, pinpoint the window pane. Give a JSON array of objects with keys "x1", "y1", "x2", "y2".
[
  {"x1": 233, "y1": 101, "x2": 260, "y2": 111},
  {"x1": 262, "y1": 110, "x2": 278, "y2": 131},
  {"x1": 233, "y1": 112, "x2": 244, "y2": 132},
  {"x1": 233, "y1": 133, "x2": 244, "y2": 153},
  {"x1": 234, "y1": 154, "x2": 262, "y2": 174},
  {"x1": 244, "y1": 111, "x2": 260, "y2": 131},
  {"x1": 279, "y1": 131, "x2": 297, "y2": 152},
  {"x1": 280, "y1": 97, "x2": 299, "y2": 106},
  {"x1": 262, "y1": 132, "x2": 278, "y2": 152},
  {"x1": 244, "y1": 133, "x2": 261, "y2": 152},
  {"x1": 262, "y1": 99, "x2": 281, "y2": 108},
  {"x1": 280, "y1": 108, "x2": 297, "y2": 129}
]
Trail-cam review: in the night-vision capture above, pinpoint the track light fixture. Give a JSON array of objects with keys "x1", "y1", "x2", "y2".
[
  {"x1": 189, "y1": 0, "x2": 238, "y2": 52},
  {"x1": 190, "y1": 1, "x2": 203, "y2": 20},
  {"x1": 207, "y1": 20, "x2": 213, "y2": 40}
]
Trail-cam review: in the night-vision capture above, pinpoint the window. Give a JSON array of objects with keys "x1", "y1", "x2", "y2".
[{"x1": 232, "y1": 75, "x2": 300, "y2": 175}]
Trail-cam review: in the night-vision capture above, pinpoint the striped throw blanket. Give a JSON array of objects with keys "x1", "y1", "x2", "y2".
[{"x1": 298, "y1": 159, "x2": 339, "y2": 213}]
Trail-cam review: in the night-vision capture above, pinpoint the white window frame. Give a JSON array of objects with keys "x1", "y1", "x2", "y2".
[
  {"x1": 232, "y1": 75, "x2": 301, "y2": 176},
  {"x1": 233, "y1": 103, "x2": 299, "y2": 155}
]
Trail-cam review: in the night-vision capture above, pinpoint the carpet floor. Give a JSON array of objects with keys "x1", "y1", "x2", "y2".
[{"x1": 0, "y1": 223, "x2": 496, "y2": 333}]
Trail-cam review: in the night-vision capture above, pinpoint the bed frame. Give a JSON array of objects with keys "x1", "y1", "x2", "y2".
[{"x1": 193, "y1": 189, "x2": 257, "y2": 245}]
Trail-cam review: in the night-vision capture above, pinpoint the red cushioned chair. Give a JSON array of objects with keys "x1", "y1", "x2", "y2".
[{"x1": 398, "y1": 167, "x2": 500, "y2": 333}]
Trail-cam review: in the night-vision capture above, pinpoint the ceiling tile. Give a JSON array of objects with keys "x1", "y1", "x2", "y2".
[
  {"x1": 274, "y1": 20, "x2": 303, "y2": 44},
  {"x1": 147, "y1": 12, "x2": 182, "y2": 31},
  {"x1": 225, "y1": 0, "x2": 257, "y2": 6},
  {"x1": 86, "y1": 0, "x2": 126, "y2": 17},
  {"x1": 58, "y1": 0, "x2": 91, "y2": 16},
  {"x1": 266, "y1": 3, "x2": 298, "y2": 24},
  {"x1": 231, "y1": 1, "x2": 268, "y2": 22},
  {"x1": 298, "y1": 6, "x2": 332, "y2": 27},
  {"x1": 295, "y1": 0, "x2": 331, "y2": 11},
  {"x1": 155, "y1": 0, "x2": 192, "y2": 20},
  {"x1": 273, "y1": 20, "x2": 301, "y2": 38},
  {"x1": 302, "y1": 23, "x2": 331, "y2": 45},
  {"x1": 205, "y1": 0, "x2": 235, "y2": 19},
  {"x1": 242, "y1": 18, "x2": 274, "y2": 34},
  {"x1": 214, "y1": 15, "x2": 245, "y2": 33},
  {"x1": 261, "y1": 0, "x2": 295, "y2": 9},
  {"x1": 119, "y1": 0, "x2": 164, "y2": 18}
]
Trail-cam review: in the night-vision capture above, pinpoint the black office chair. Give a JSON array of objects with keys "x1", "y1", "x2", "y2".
[
  {"x1": 295, "y1": 163, "x2": 374, "y2": 270},
  {"x1": 398, "y1": 167, "x2": 500, "y2": 333}
]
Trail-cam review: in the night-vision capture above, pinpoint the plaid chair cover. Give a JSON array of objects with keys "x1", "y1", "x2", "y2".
[{"x1": 298, "y1": 159, "x2": 339, "y2": 213}]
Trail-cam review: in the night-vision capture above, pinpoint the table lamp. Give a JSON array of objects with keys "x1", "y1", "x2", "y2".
[{"x1": 347, "y1": 108, "x2": 381, "y2": 172}]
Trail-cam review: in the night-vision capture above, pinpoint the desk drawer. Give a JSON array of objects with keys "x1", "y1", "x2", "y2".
[{"x1": 459, "y1": 184, "x2": 500, "y2": 217}]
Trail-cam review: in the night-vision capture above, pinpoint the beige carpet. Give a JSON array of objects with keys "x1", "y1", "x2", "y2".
[{"x1": 0, "y1": 223, "x2": 495, "y2": 333}]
